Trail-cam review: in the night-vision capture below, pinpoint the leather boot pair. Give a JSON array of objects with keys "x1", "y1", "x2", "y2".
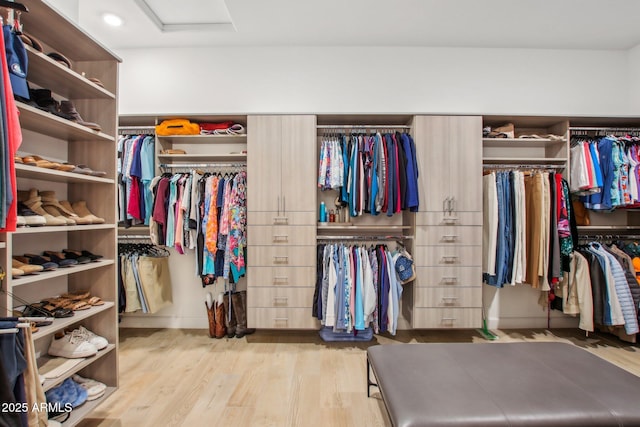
[
  {"x1": 205, "y1": 294, "x2": 226, "y2": 339},
  {"x1": 30, "y1": 88, "x2": 73, "y2": 120},
  {"x1": 232, "y1": 290, "x2": 255, "y2": 339}
]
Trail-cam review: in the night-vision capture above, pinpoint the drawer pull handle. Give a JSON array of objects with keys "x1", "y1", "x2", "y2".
[
  {"x1": 441, "y1": 317, "x2": 457, "y2": 321},
  {"x1": 273, "y1": 235, "x2": 289, "y2": 241},
  {"x1": 273, "y1": 256, "x2": 289, "y2": 263},
  {"x1": 273, "y1": 297, "x2": 289, "y2": 302},
  {"x1": 273, "y1": 276, "x2": 288, "y2": 283},
  {"x1": 442, "y1": 217, "x2": 458, "y2": 224},
  {"x1": 274, "y1": 317, "x2": 289, "y2": 322},
  {"x1": 442, "y1": 297, "x2": 459, "y2": 305},
  {"x1": 273, "y1": 217, "x2": 289, "y2": 224},
  {"x1": 442, "y1": 256, "x2": 458, "y2": 264},
  {"x1": 443, "y1": 277, "x2": 458, "y2": 284},
  {"x1": 442, "y1": 296, "x2": 458, "y2": 300},
  {"x1": 442, "y1": 235, "x2": 458, "y2": 242}
]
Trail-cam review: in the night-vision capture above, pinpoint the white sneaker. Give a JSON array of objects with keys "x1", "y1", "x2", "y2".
[
  {"x1": 73, "y1": 326, "x2": 108, "y2": 350},
  {"x1": 48, "y1": 330, "x2": 97, "y2": 358},
  {"x1": 72, "y1": 374, "x2": 107, "y2": 401}
]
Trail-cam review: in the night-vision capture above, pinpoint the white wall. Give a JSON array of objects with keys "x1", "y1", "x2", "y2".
[
  {"x1": 118, "y1": 46, "x2": 630, "y2": 116},
  {"x1": 628, "y1": 44, "x2": 640, "y2": 112}
]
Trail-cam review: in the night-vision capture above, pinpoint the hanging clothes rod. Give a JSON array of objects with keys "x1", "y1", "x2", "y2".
[
  {"x1": 570, "y1": 127, "x2": 640, "y2": 133},
  {"x1": 579, "y1": 234, "x2": 640, "y2": 241},
  {"x1": 159, "y1": 163, "x2": 246, "y2": 169},
  {"x1": 316, "y1": 125, "x2": 411, "y2": 129},
  {"x1": 118, "y1": 235, "x2": 152, "y2": 240},
  {"x1": 483, "y1": 164, "x2": 565, "y2": 170},
  {"x1": 118, "y1": 125, "x2": 156, "y2": 131},
  {"x1": 317, "y1": 235, "x2": 414, "y2": 241}
]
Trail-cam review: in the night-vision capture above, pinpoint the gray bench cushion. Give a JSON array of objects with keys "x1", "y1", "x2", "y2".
[{"x1": 367, "y1": 342, "x2": 640, "y2": 427}]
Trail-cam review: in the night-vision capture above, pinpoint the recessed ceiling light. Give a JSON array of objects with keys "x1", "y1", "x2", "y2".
[{"x1": 103, "y1": 13, "x2": 123, "y2": 27}]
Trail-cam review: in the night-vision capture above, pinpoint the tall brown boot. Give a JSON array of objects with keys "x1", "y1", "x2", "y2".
[
  {"x1": 214, "y1": 300, "x2": 226, "y2": 339},
  {"x1": 233, "y1": 290, "x2": 255, "y2": 338},
  {"x1": 205, "y1": 301, "x2": 216, "y2": 339},
  {"x1": 223, "y1": 292, "x2": 236, "y2": 338}
]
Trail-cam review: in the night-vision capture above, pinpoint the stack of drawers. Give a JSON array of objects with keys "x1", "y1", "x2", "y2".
[
  {"x1": 247, "y1": 212, "x2": 319, "y2": 329},
  {"x1": 413, "y1": 212, "x2": 483, "y2": 328}
]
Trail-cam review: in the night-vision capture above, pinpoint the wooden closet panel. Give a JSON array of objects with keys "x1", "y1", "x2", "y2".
[
  {"x1": 248, "y1": 211, "x2": 316, "y2": 226},
  {"x1": 447, "y1": 115, "x2": 482, "y2": 212},
  {"x1": 280, "y1": 115, "x2": 317, "y2": 213},
  {"x1": 248, "y1": 308, "x2": 320, "y2": 329},
  {"x1": 247, "y1": 115, "x2": 282, "y2": 212},
  {"x1": 416, "y1": 225, "x2": 482, "y2": 246},
  {"x1": 251, "y1": 246, "x2": 316, "y2": 267},
  {"x1": 248, "y1": 266, "x2": 316, "y2": 287},
  {"x1": 413, "y1": 308, "x2": 482, "y2": 329},
  {"x1": 247, "y1": 225, "x2": 316, "y2": 246},
  {"x1": 414, "y1": 287, "x2": 483, "y2": 308},
  {"x1": 414, "y1": 266, "x2": 481, "y2": 287},
  {"x1": 414, "y1": 115, "x2": 449, "y2": 212},
  {"x1": 248, "y1": 287, "x2": 315, "y2": 308},
  {"x1": 415, "y1": 212, "x2": 482, "y2": 226},
  {"x1": 413, "y1": 246, "x2": 482, "y2": 267}
]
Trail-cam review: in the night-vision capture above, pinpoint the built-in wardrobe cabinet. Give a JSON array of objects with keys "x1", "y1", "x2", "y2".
[
  {"x1": 2, "y1": 0, "x2": 120, "y2": 424},
  {"x1": 412, "y1": 116, "x2": 483, "y2": 328},
  {"x1": 246, "y1": 115, "x2": 319, "y2": 329}
]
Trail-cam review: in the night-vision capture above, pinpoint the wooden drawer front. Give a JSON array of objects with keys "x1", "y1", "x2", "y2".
[
  {"x1": 414, "y1": 266, "x2": 481, "y2": 287},
  {"x1": 413, "y1": 308, "x2": 482, "y2": 329},
  {"x1": 416, "y1": 226, "x2": 481, "y2": 246},
  {"x1": 248, "y1": 287, "x2": 315, "y2": 308},
  {"x1": 251, "y1": 246, "x2": 316, "y2": 267},
  {"x1": 247, "y1": 266, "x2": 316, "y2": 287},
  {"x1": 248, "y1": 225, "x2": 316, "y2": 246},
  {"x1": 416, "y1": 212, "x2": 482, "y2": 226},
  {"x1": 248, "y1": 308, "x2": 320, "y2": 329},
  {"x1": 248, "y1": 211, "x2": 315, "y2": 226},
  {"x1": 414, "y1": 246, "x2": 481, "y2": 267},
  {"x1": 414, "y1": 287, "x2": 482, "y2": 308}
]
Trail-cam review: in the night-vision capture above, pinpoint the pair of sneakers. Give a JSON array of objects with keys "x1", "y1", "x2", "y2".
[{"x1": 48, "y1": 326, "x2": 108, "y2": 359}]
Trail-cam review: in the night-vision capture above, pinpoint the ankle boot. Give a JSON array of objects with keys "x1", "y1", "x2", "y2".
[
  {"x1": 71, "y1": 201, "x2": 105, "y2": 224},
  {"x1": 22, "y1": 189, "x2": 66, "y2": 226},
  {"x1": 40, "y1": 191, "x2": 78, "y2": 225},
  {"x1": 59, "y1": 100, "x2": 102, "y2": 131},
  {"x1": 205, "y1": 301, "x2": 216, "y2": 338},
  {"x1": 214, "y1": 300, "x2": 226, "y2": 339},
  {"x1": 222, "y1": 293, "x2": 236, "y2": 338},
  {"x1": 30, "y1": 88, "x2": 73, "y2": 120},
  {"x1": 59, "y1": 200, "x2": 92, "y2": 225},
  {"x1": 233, "y1": 290, "x2": 255, "y2": 338}
]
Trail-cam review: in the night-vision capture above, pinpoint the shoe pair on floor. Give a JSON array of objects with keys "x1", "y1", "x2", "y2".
[{"x1": 18, "y1": 188, "x2": 104, "y2": 226}]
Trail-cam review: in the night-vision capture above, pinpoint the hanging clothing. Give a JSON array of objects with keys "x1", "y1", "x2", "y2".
[
  {"x1": 118, "y1": 133, "x2": 155, "y2": 226},
  {"x1": 318, "y1": 132, "x2": 419, "y2": 216}
]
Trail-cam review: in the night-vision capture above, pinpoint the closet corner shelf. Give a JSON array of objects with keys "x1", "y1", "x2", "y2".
[
  {"x1": 15, "y1": 164, "x2": 114, "y2": 184},
  {"x1": 31, "y1": 302, "x2": 115, "y2": 341},
  {"x1": 40, "y1": 344, "x2": 116, "y2": 392},
  {"x1": 11, "y1": 260, "x2": 115, "y2": 287},
  {"x1": 157, "y1": 134, "x2": 247, "y2": 143},
  {"x1": 14, "y1": 224, "x2": 115, "y2": 234},
  {"x1": 25, "y1": 46, "x2": 115, "y2": 100},
  {"x1": 482, "y1": 157, "x2": 567, "y2": 164},
  {"x1": 16, "y1": 102, "x2": 115, "y2": 143},
  {"x1": 482, "y1": 137, "x2": 566, "y2": 148},
  {"x1": 157, "y1": 153, "x2": 247, "y2": 161}
]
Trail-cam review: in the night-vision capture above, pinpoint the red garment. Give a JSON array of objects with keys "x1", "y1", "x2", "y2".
[
  {"x1": 582, "y1": 143, "x2": 594, "y2": 190},
  {"x1": 127, "y1": 177, "x2": 142, "y2": 221},
  {"x1": 199, "y1": 121, "x2": 234, "y2": 131},
  {"x1": 0, "y1": 29, "x2": 22, "y2": 232}
]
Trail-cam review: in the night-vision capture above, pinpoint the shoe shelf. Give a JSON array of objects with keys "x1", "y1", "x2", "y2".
[
  {"x1": 15, "y1": 164, "x2": 114, "y2": 184},
  {"x1": 16, "y1": 102, "x2": 115, "y2": 143},
  {"x1": 40, "y1": 344, "x2": 116, "y2": 392},
  {"x1": 31, "y1": 302, "x2": 115, "y2": 341},
  {"x1": 61, "y1": 387, "x2": 116, "y2": 427},
  {"x1": 12, "y1": 260, "x2": 115, "y2": 287},
  {"x1": 157, "y1": 153, "x2": 247, "y2": 162},
  {"x1": 14, "y1": 224, "x2": 115, "y2": 234},
  {"x1": 157, "y1": 134, "x2": 247, "y2": 144},
  {"x1": 25, "y1": 46, "x2": 115, "y2": 101},
  {"x1": 482, "y1": 137, "x2": 566, "y2": 148}
]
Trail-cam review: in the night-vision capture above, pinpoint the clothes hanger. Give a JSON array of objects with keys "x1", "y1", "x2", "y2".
[{"x1": 0, "y1": 1, "x2": 28, "y2": 12}]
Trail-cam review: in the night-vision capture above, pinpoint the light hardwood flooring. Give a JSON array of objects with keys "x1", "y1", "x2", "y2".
[{"x1": 79, "y1": 328, "x2": 640, "y2": 427}]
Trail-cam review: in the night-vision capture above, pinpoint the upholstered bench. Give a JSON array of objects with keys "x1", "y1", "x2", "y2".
[{"x1": 367, "y1": 342, "x2": 640, "y2": 427}]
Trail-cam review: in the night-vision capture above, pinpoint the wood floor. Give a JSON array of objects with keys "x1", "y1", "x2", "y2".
[{"x1": 79, "y1": 328, "x2": 640, "y2": 427}]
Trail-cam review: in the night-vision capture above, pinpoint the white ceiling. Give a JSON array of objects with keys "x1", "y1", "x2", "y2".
[{"x1": 52, "y1": 0, "x2": 640, "y2": 52}]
